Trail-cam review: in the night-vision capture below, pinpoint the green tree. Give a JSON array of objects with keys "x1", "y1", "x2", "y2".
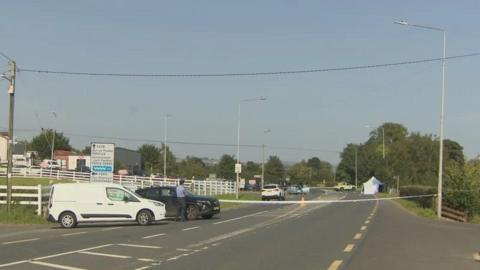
[
  {"x1": 30, "y1": 129, "x2": 72, "y2": 160},
  {"x1": 217, "y1": 154, "x2": 236, "y2": 180},
  {"x1": 264, "y1": 155, "x2": 285, "y2": 183},
  {"x1": 159, "y1": 143, "x2": 178, "y2": 177},
  {"x1": 81, "y1": 146, "x2": 91, "y2": 155},
  {"x1": 179, "y1": 156, "x2": 208, "y2": 179},
  {"x1": 287, "y1": 160, "x2": 310, "y2": 184},
  {"x1": 243, "y1": 161, "x2": 261, "y2": 180},
  {"x1": 138, "y1": 144, "x2": 161, "y2": 175}
]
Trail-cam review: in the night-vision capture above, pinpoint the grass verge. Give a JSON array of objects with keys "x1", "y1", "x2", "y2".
[
  {"x1": 377, "y1": 193, "x2": 437, "y2": 219},
  {"x1": 0, "y1": 205, "x2": 48, "y2": 224},
  {"x1": 215, "y1": 192, "x2": 261, "y2": 210}
]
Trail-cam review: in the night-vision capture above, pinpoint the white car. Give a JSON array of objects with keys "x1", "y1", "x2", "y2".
[
  {"x1": 48, "y1": 183, "x2": 166, "y2": 228},
  {"x1": 261, "y1": 184, "x2": 286, "y2": 201}
]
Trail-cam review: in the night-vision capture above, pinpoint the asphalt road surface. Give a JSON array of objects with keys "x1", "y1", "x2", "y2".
[{"x1": 0, "y1": 189, "x2": 478, "y2": 270}]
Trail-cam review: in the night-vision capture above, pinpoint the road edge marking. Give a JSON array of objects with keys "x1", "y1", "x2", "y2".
[
  {"x1": 182, "y1": 226, "x2": 200, "y2": 231},
  {"x1": 118, "y1": 243, "x2": 162, "y2": 249},
  {"x1": 142, "y1": 233, "x2": 165, "y2": 239},
  {"x1": 30, "y1": 261, "x2": 86, "y2": 270},
  {"x1": 2, "y1": 238, "x2": 39, "y2": 245},
  {"x1": 79, "y1": 251, "x2": 131, "y2": 259}
]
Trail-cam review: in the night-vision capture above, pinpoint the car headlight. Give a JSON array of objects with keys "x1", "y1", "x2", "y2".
[
  {"x1": 152, "y1": 201, "x2": 164, "y2": 207},
  {"x1": 196, "y1": 200, "x2": 211, "y2": 205}
]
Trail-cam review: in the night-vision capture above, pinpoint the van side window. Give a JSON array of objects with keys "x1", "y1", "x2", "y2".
[{"x1": 106, "y1": 188, "x2": 139, "y2": 202}]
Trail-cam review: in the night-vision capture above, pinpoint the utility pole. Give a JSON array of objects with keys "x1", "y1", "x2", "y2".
[
  {"x1": 396, "y1": 175, "x2": 400, "y2": 195},
  {"x1": 6, "y1": 60, "x2": 16, "y2": 213},
  {"x1": 354, "y1": 147, "x2": 358, "y2": 188},
  {"x1": 382, "y1": 127, "x2": 385, "y2": 159},
  {"x1": 261, "y1": 144, "x2": 265, "y2": 190},
  {"x1": 51, "y1": 112, "x2": 57, "y2": 162}
]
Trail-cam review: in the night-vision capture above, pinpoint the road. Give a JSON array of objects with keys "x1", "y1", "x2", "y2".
[{"x1": 0, "y1": 189, "x2": 478, "y2": 270}]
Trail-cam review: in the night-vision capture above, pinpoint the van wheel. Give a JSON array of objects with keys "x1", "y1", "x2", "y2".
[
  {"x1": 59, "y1": 211, "x2": 77, "y2": 228},
  {"x1": 137, "y1": 210, "x2": 153, "y2": 226},
  {"x1": 186, "y1": 205, "x2": 198, "y2": 220}
]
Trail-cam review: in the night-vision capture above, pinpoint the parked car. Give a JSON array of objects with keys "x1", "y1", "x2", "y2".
[
  {"x1": 75, "y1": 165, "x2": 91, "y2": 173},
  {"x1": 334, "y1": 182, "x2": 356, "y2": 192},
  {"x1": 47, "y1": 183, "x2": 166, "y2": 228},
  {"x1": 40, "y1": 159, "x2": 61, "y2": 170},
  {"x1": 301, "y1": 184, "x2": 310, "y2": 194},
  {"x1": 261, "y1": 184, "x2": 286, "y2": 201},
  {"x1": 136, "y1": 186, "x2": 220, "y2": 220},
  {"x1": 287, "y1": 185, "x2": 303, "y2": 194}
]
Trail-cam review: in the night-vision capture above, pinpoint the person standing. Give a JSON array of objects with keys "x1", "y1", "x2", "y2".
[{"x1": 176, "y1": 180, "x2": 187, "y2": 222}]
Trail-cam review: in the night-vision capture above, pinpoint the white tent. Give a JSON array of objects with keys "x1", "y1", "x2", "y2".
[{"x1": 362, "y1": 176, "x2": 383, "y2": 195}]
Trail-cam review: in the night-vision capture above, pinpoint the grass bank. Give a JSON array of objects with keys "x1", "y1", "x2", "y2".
[
  {"x1": 215, "y1": 192, "x2": 261, "y2": 210},
  {"x1": 0, "y1": 205, "x2": 48, "y2": 224},
  {"x1": 377, "y1": 193, "x2": 437, "y2": 219}
]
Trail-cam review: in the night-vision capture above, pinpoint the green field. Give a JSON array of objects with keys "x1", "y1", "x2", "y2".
[
  {"x1": 0, "y1": 205, "x2": 49, "y2": 224},
  {"x1": 215, "y1": 192, "x2": 261, "y2": 209},
  {"x1": 377, "y1": 193, "x2": 437, "y2": 219}
]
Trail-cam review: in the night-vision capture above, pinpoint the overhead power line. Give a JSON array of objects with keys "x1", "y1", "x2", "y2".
[
  {"x1": 17, "y1": 53, "x2": 480, "y2": 78},
  {"x1": 8, "y1": 127, "x2": 340, "y2": 153}
]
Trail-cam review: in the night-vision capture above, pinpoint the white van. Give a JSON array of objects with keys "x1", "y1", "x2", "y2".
[{"x1": 47, "y1": 183, "x2": 166, "y2": 228}]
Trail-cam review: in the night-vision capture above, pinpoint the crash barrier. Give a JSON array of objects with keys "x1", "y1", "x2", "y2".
[
  {"x1": 0, "y1": 185, "x2": 51, "y2": 216},
  {"x1": 441, "y1": 204, "x2": 467, "y2": 222},
  {"x1": 0, "y1": 167, "x2": 236, "y2": 195},
  {"x1": 219, "y1": 194, "x2": 437, "y2": 204}
]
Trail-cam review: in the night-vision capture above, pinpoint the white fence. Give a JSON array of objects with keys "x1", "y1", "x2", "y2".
[
  {"x1": 0, "y1": 167, "x2": 236, "y2": 195},
  {"x1": 0, "y1": 185, "x2": 50, "y2": 215}
]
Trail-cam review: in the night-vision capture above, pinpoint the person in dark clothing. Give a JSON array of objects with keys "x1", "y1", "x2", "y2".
[{"x1": 176, "y1": 180, "x2": 187, "y2": 221}]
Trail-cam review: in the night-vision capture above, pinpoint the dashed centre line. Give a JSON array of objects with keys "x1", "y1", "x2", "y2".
[
  {"x1": 344, "y1": 244, "x2": 354, "y2": 252},
  {"x1": 142, "y1": 233, "x2": 166, "y2": 239},
  {"x1": 361, "y1": 226, "x2": 367, "y2": 231},
  {"x1": 2, "y1": 238, "x2": 39, "y2": 245},
  {"x1": 365, "y1": 220, "x2": 370, "y2": 224},
  {"x1": 118, "y1": 243, "x2": 162, "y2": 249},
  {"x1": 354, "y1": 233, "x2": 362, "y2": 240},
  {"x1": 61, "y1": 232, "x2": 87, "y2": 237},
  {"x1": 182, "y1": 226, "x2": 200, "y2": 231},
  {"x1": 327, "y1": 260, "x2": 343, "y2": 270}
]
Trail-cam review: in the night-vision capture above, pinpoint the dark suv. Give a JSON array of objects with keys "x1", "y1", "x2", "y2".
[{"x1": 136, "y1": 186, "x2": 220, "y2": 220}]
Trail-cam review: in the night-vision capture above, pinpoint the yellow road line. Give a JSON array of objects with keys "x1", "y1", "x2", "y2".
[
  {"x1": 354, "y1": 233, "x2": 362, "y2": 240},
  {"x1": 365, "y1": 220, "x2": 370, "y2": 224},
  {"x1": 327, "y1": 260, "x2": 343, "y2": 270},
  {"x1": 344, "y1": 244, "x2": 354, "y2": 252},
  {"x1": 360, "y1": 226, "x2": 367, "y2": 231}
]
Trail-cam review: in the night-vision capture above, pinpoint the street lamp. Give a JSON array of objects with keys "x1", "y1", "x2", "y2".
[
  {"x1": 394, "y1": 20, "x2": 446, "y2": 218},
  {"x1": 261, "y1": 129, "x2": 271, "y2": 190},
  {"x1": 236, "y1": 97, "x2": 267, "y2": 199},
  {"x1": 163, "y1": 114, "x2": 173, "y2": 181}
]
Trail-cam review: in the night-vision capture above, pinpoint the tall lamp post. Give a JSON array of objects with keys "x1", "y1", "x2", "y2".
[
  {"x1": 236, "y1": 97, "x2": 267, "y2": 199},
  {"x1": 163, "y1": 114, "x2": 173, "y2": 181},
  {"x1": 394, "y1": 20, "x2": 446, "y2": 218}
]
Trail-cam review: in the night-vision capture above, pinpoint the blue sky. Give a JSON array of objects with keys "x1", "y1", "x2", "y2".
[{"x1": 0, "y1": 0, "x2": 479, "y2": 164}]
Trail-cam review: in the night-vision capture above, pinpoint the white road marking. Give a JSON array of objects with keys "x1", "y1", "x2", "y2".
[
  {"x1": 354, "y1": 233, "x2": 362, "y2": 240},
  {"x1": 176, "y1": 248, "x2": 191, "y2": 252},
  {"x1": 61, "y1": 232, "x2": 87, "y2": 237},
  {"x1": 30, "y1": 261, "x2": 86, "y2": 270},
  {"x1": 135, "y1": 267, "x2": 150, "y2": 270},
  {"x1": 101, "y1": 227, "x2": 122, "y2": 231},
  {"x1": 213, "y1": 210, "x2": 269, "y2": 225},
  {"x1": 0, "y1": 260, "x2": 29, "y2": 268},
  {"x1": 365, "y1": 220, "x2": 370, "y2": 224},
  {"x1": 142, "y1": 233, "x2": 165, "y2": 239},
  {"x1": 118, "y1": 243, "x2": 162, "y2": 249},
  {"x1": 344, "y1": 244, "x2": 354, "y2": 252},
  {"x1": 182, "y1": 226, "x2": 200, "y2": 231},
  {"x1": 166, "y1": 255, "x2": 183, "y2": 261},
  {"x1": 2, "y1": 238, "x2": 39, "y2": 245},
  {"x1": 79, "y1": 251, "x2": 131, "y2": 259},
  {"x1": 33, "y1": 244, "x2": 113, "y2": 260},
  {"x1": 211, "y1": 242, "x2": 221, "y2": 246},
  {"x1": 361, "y1": 226, "x2": 367, "y2": 231},
  {"x1": 138, "y1": 258, "x2": 156, "y2": 262},
  {"x1": 327, "y1": 260, "x2": 343, "y2": 270}
]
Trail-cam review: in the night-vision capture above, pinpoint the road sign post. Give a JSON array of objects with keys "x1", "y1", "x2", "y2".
[{"x1": 90, "y1": 143, "x2": 115, "y2": 183}]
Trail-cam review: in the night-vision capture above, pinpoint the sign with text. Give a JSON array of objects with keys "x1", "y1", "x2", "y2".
[{"x1": 90, "y1": 143, "x2": 115, "y2": 183}]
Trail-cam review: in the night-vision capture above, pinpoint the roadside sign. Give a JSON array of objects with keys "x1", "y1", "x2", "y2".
[
  {"x1": 90, "y1": 143, "x2": 115, "y2": 183},
  {"x1": 235, "y1": 163, "x2": 242, "y2": 173}
]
